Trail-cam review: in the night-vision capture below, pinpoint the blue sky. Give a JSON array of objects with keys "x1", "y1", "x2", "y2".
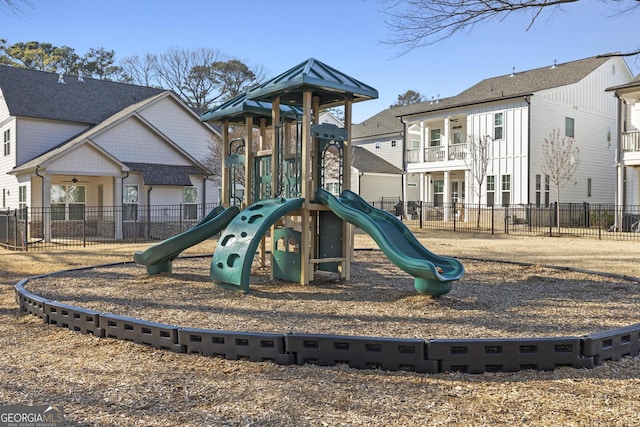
[{"x1": 2, "y1": 0, "x2": 639, "y2": 122}]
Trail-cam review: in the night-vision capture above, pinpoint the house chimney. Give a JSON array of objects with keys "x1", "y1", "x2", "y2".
[
  {"x1": 57, "y1": 72, "x2": 66, "y2": 84},
  {"x1": 78, "y1": 71, "x2": 84, "y2": 82}
]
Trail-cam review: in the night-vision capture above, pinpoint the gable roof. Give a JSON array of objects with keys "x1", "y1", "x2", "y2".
[
  {"x1": 0, "y1": 64, "x2": 165, "y2": 123},
  {"x1": 353, "y1": 55, "x2": 616, "y2": 139},
  {"x1": 352, "y1": 146, "x2": 402, "y2": 175},
  {"x1": 12, "y1": 93, "x2": 210, "y2": 175}
]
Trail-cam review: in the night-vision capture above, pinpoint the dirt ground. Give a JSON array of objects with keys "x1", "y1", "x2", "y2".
[{"x1": 2, "y1": 230, "x2": 640, "y2": 426}]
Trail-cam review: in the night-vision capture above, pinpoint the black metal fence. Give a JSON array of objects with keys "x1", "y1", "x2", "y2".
[
  {"x1": 372, "y1": 201, "x2": 640, "y2": 241},
  {"x1": 2, "y1": 201, "x2": 640, "y2": 251},
  {"x1": 0, "y1": 203, "x2": 220, "y2": 251}
]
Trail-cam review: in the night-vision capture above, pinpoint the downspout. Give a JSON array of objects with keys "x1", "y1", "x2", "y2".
[
  {"x1": 119, "y1": 171, "x2": 129, "y2": 241},
  {"x1": 34, "y1": 166, "x2": 44, "y2": 211},
  {"x1": 524, "y1": 95, "x2": 532, "y2": 205},
  {"x1": 147, "y1": 186, "x2": 153, "y2": 238},
  {"x1": 33, "y1": 165, "x2": 45, "y2": 244}
]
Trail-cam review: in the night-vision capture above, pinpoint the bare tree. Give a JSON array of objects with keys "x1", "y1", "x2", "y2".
[
  {"x1": 119, "y1": 53, "x2": 160, "y2": 86},
  {"x1": 541, "y1": 128, "x2": 580, "y2": 234},
  {"x1": 381, "y1": 0, "x2": 640, "y2": 56},
  {"x1": 155, "y1": 47, "x2": 226, "y2": 111},
  {"x1": 465, "y1": 135, "x2": 492, "y2": 228}
]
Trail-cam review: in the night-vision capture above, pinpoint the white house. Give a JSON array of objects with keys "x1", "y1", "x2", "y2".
[
  {"x1": 395, "y1": 55, "x2": 633, "y2": 220},
  {"x1": 0, "y1": 65, "x2": 221, "y2": 240},
  {"x1": 607, "y1": 76, "x2": 640, "y2": 217}
]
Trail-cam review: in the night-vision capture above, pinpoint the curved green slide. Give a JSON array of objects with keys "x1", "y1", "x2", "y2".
[
  {"x1": 134, "y1": 205, "x2": 240, "y2": 275},
  {"x1": 314, "y1": 188, "x2": 464, "y2": 296},
  {"x1": 210, "y1": 197, "x2": 304, "y2": 292}
]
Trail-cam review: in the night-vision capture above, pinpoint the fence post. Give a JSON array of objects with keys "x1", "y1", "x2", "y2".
[
  {"x1": 83, "y1": 207, "x2": 87, "y2": 248},
  {"x1": 453, "y1": 202, "x2": 456, "y2": 232},
  {"x1": 491, "y1": 204, "x2": 494, "y2": 235},
  {"x1": 598, "y1": 204, "x2": 602, "y2": 240},
  {"x1": 419, "y1": 201, "x2": 423, "y2": 229},
  {"x1": 549, "y1": 203, "x2": 553, "y2": 237}
]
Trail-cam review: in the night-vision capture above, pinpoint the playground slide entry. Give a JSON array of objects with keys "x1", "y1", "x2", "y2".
[
  {"x1": 134, "y1": 205, "x2": 241, "y2": 275},
  {"x1": 314, "y1": 188, "x2": 464, "y2": 297},
  {"x1": 210, "y1": 197, "x2": 304, "y2": 293}
]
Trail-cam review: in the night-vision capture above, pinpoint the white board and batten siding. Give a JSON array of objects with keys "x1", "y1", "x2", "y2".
[
  {"x1": 465, "y1": 100, "x2": 529, "y2": 205},
  {"x1": 528, "y1": 58, "x2": 631, "y2": 204}
]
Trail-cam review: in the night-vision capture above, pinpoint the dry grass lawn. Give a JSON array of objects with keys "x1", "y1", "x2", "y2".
[{"x1": 2, "y1": 230, "x2": 640, "y2": 426}]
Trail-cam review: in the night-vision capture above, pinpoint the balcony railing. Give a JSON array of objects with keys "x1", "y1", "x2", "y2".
[
  {"x1": 407, "y1": 145, "x2": 467, "y2": 163},
  {"x1": 448, "y1": 143, "x2": 467, "y2": 160},
  {"x1": 622, "y1": 130, "x2": 640, "y2": 152},
  {"x1": 424, "y1": 146, "x2": 446, "y2": 162}
]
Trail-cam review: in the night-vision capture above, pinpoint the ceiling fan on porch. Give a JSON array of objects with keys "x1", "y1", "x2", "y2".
[{"x1": 62, "y1": 176, "x2": 90, "y2": 184}]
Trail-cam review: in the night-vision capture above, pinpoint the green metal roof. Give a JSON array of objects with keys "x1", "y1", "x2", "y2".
[
  {"x1": 199, "y1": 91, "x2": 302, "y2": 125},
  {"x1": 246, "y1": 58, "x2": 378, "y2": 108}
]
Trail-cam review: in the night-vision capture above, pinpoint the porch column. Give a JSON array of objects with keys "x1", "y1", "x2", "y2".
[
  {"x1": 42, "y1": 174, "x2": 51, "y2": 242},
  {"x1": 422, "y1": 123, "x2": 428, "y2": 163},
  {"x1": 443, "y1": 170, "x2": 451, "y2": 222},
  {"x1": 419, "y1": 172, "x2": 425, "y2": 202},
  {"x1": 464, "y1": 169, "x2": 471, "y2": 223},
  {"x1": 114, "y1": 177, "x2": 123, "y2": 239},
  {"x1": 443, "y1": 117, "x2": 450, "y2": 160},
  {"x1": 419, "y1": 121, "x2": 425, "y2": 163}
]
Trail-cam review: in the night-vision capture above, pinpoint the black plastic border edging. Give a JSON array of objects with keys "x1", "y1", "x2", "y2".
[{"x1": 13, "y1": 254, "x2": 640, "y2": 374}]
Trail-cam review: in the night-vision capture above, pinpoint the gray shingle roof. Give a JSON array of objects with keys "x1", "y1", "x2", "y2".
[
  {"x1": 352, "y1": 146, "x2": 402, "y2": 175},
  {"x1": 124, "y1": 162, "x2": 208, "y2": 186},
  {"x1": 353, "y1": 55, "x2": 614, "y2": 139},
  {"x1": 0, "y1": 65, "x2": 165, "y2": 123}
]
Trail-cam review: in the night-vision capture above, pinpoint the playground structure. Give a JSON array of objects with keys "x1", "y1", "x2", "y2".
[{"x1": 135, "y1": 58, "x2": 464, "y2": 295}]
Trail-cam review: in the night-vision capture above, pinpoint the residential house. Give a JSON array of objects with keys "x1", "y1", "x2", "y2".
[
  {"x1": 351, "y1": 104, "x2": 425, "y2": 203},
  {"x1": 606, "y1": 75, "x2": 640, "y2": 229},
  {"x1": 395, "y1": 55, "x2": 633, "y2": 222},
  {"x1": 350, "y1": 145, "x2": 403, "y2": 204},
  {"x1": 0, "y1": 65, "x2": 221, "y2": 241}
]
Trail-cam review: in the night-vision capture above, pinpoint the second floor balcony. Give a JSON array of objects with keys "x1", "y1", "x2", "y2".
[
  {"x1": 407, "y1": 143, "x2": 467, "y2": 163},
  {"x1": 622, "y1": 130, "x2": 640, "y2": 152}
]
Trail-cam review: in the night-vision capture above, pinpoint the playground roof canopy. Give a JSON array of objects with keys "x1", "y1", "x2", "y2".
[
  {"x1": 246, "y1": 58, "x2": 378, "y2": 108},
  {"x1": 199, "y1": 91, "x2": 302, "y2": 125}
]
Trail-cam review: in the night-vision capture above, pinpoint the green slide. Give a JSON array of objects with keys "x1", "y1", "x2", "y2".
[
  {"x1": 210, "y1": 197, "x2": 304, "y2": 292},
  {"x1": 314, "y1": 188, "x2": 464, "y2": 296},
  {"x1": 134, "y1": 205, "x2": 240, "y2": 275}
]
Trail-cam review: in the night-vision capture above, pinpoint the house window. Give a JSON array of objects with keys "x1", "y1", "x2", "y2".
[
  {"x1": 51, "y1": 185, "x2": 85, "y2": 220},
  {"x1": 544, "y1": 175, "x2": 550, "y2": 207},
  {"x1": 326, "y1": 182, "x2": 341, "y2": 196},
  {"x1": 18, "y1": 185, "x2": 27, "y2": 219},
  {"x1": 391, "y1": 140, "x2": 397, "y2": 148},
  {"x1": 123, "y1": 185, "x2": 139, "y2": 221},
  {"x1": 501, "y1": 174, "x2": 511, "y2": 207},
  {"x1": 430, "y1": 129, "x2": 441, "y2": 147},
  {"x1": 183, "y1": 187, "x2": 198, "y2": 220},
  {"x1": 565, "y1": 117, "x2": 575, "y2": 138},
  {"x1": 374, "y1": 141, "x2": 381, "y2": 149},
  {"x1": 494, "y1": 113, "x2": 503, "y2": 140},
  {"x1": 486, "y1": 175, "x2": 495, "y2": 207},
  {"x1": 433, "y1": 179, "x2": 444, "y2": 207},
  {"x1": 587, "y1": 178, "x2": 592, "y2": 198},
  {"x1": 535, "y1": 174, "x2": 541, "y2": 208},
  {"x1": 3, "y1": 129, "x2": 10, "y2": 156}
]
